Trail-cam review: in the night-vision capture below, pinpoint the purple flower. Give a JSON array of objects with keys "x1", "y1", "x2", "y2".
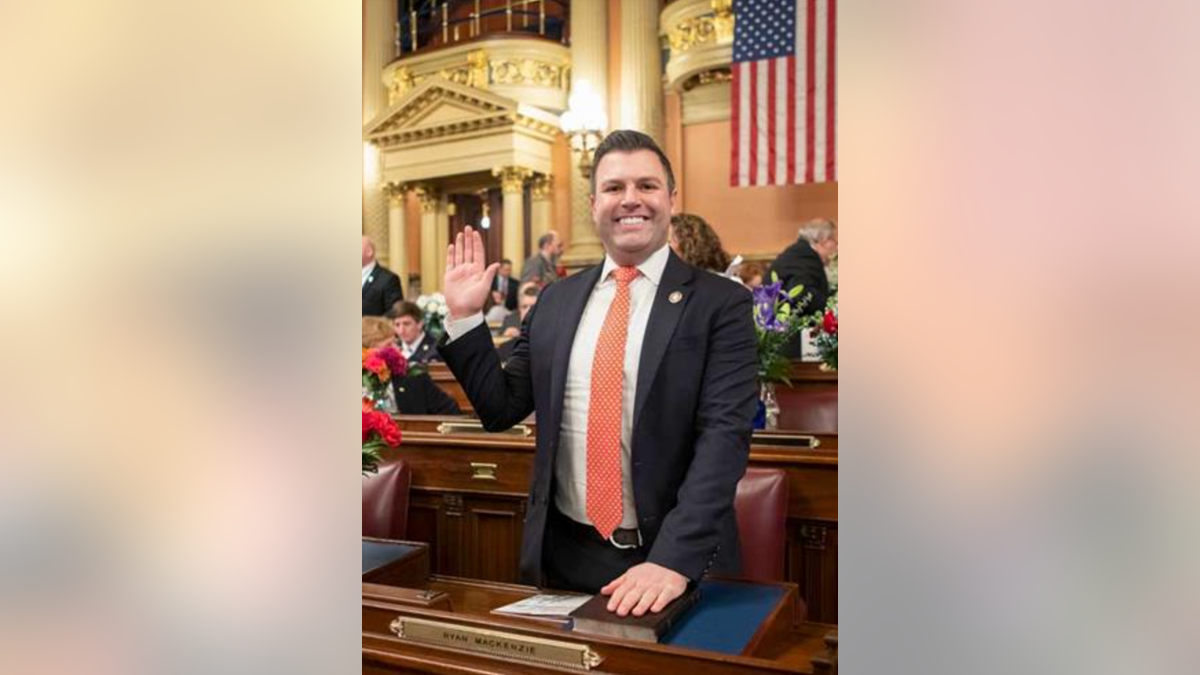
[{"x1": 753, "y1": 282, "x2": 789, "y2": 332}]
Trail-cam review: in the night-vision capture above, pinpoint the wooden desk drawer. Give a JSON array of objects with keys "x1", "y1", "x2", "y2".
[{"x1": 392, "y1": 443, "x2": 534, "y2": 495}]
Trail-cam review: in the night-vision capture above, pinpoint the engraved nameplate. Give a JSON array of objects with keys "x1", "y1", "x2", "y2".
[{"x1": 391, "y1": 617, "x2": 603, "y2": 671}]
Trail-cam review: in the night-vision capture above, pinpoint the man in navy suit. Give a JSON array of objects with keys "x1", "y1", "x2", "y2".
[
  {"x1": 362, "y1": 236, "x2": 404, "y2": 316},
  {"x1": 439, "y1": 131, "x2": 756, "y2": 617},
  {"x1": 490, "y1": 259, "x2": 519, "y2": 311},
  {"x1": 386, "y1": 301, "x2": 440, "y2": 366}
]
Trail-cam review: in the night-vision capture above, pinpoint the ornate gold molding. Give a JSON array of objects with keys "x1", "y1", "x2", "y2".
[
  {"x1": 467, "y1": 50, "x2": 489, "y2": 88},
  {"x1": 683, "y1": 67, "x2": 733, "y2": 91},
  {"x1": 371, "y1": 81, "x2": 560, "y2": 149},
  {"x1": 493, "y1": 166, "x2": 533, "y2": 194},
  {"x1": 530, "y1": 175, "x2": 553, "y2": 201},
  {"x1": 490, "y1": 57, "x2": 569, "y2": 90},
  {"x1": 384, "y1": 182, "x2": 409, "y2": 206},
  {"x1": 413, "y1": 184, "x2": 441, "y2": 214},
  {"x1": 389, "y1": 67, "x2": 415, "y2": 106},
  {"x1": 665, "y1": 0, "x2": 734, "y2": 57},
  {"x1": 381, "y1": 37, "x2": 570, "y2": 113}
]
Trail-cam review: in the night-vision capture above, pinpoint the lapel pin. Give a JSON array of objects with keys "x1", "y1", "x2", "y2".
[{"x1": 669, "y1": 291, "x2": 684, "y2": 304}]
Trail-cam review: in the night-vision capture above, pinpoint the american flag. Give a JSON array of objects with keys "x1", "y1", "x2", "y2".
[{"x1": 732, "y1": 0, "x2": 837, "y2": 186}]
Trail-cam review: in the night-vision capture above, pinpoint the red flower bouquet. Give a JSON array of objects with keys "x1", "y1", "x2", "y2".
[
  {"x1": 362, "y1": 344, "x2": 407, "y2": 412},
  {"x1": 810, "y1": 297, "x2": 838, "y2": 371},
  {"x1": 363, "y1": 397, "x2": 402, "y2": 474}
]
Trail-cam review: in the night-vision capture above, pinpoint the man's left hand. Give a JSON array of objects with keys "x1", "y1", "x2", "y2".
[{"x1": 599, "y1": 563, "x2": 688, "y2": 617}]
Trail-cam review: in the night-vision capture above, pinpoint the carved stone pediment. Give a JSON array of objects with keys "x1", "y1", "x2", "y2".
[{"x1": 365, "y1": 77, "x2": 559, "y2": 150}]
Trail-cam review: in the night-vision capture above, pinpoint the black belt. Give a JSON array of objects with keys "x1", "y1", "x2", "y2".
[{"x1": 554, "y1": 509, "x2": 642, "y2": 549}]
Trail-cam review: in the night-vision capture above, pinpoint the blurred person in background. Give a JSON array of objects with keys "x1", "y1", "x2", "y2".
[
  {"x1": 363, "y1": 317, "x2": 459, "y2": 415},
  {"x1": 385, "y1": 301, "x2": 439, "y2": 365},
  {"x1": 669, "y1": 213, "x2": 733, "y2": 275},
  {"x1": 735, "y1": 261, "x2": 765, "y2": 289},
  {"x1": 768, "y1": 218, "x2": 837, "y2": 316},
  {"x1": 362, "y1": 235, "x2": 404, "y2": 316},
  {"x1": 520, "y1": 231, "x2": 564, "y2": 287},
  {"x1": 500, "y1": 283, "x2": 541, "y2": 339},
  {"x1": 491, "y1": 258, "x2": 518, "y2": 311}
]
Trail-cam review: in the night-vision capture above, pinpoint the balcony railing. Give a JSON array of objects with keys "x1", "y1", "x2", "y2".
[{"x1": 394, "y1": 0, "x2": 569, "y2": 57}]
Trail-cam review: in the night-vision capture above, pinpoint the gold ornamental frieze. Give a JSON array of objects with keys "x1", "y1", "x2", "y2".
[
  {"x1": 383, "y1": 38, "x2": 569, "y2": 113},
  {"x1": 661, "y1": 0, "x2": 737, "y2": 92},
  {"x1": 391, "y1": 617, "x2": 604, "y2": 671}
]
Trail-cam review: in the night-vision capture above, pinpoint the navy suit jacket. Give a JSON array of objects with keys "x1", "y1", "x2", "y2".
[
  {"x1": 362, "y1": 264, "x2": 404, "y2": 317},
  {"x1": 491, "y1": 274, "x2": 519, "y2": 310},
  {"x1": 439, "y1": 250, "x2": 757, "y2": 586},
  {"x1": 403, "y1": 334, "x2": 440, "y2": 366}
]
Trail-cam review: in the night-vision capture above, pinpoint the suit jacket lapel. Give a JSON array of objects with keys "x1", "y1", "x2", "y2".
[
  {"x1": 548, "y1": 266, "x2": 602, "y2": 433},
  {"x1": 634, "y1": 251, "x2": 694, "y2": 431}
]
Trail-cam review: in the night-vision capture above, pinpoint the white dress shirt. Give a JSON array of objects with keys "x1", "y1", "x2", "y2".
[
  {"x1": 445, "y1": 244, "x2": 671, "y2": 531},
  {"x1": 400, "y1": 332, "x2": 426, "y2": 360},
  {"x1": 362, "y1": 262, "x2": 377, "y2": 287}
]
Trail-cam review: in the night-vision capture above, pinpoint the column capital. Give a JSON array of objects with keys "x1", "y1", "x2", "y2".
[
  {"x1": 530, "y1": 174, "x2": 554, "y2": 201},
  {"x1": 413, "y1": 184, "x2": 441, "y2": 213},
  {"x1": 492, "y1": 166, "x2": 533, "y2": 194},
  {"x1": 383, "y1": 182, "x2": 409, "y2": 205}
]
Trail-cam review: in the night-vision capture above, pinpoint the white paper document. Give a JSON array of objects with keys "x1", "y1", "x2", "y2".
[{"x1": 492, "y1": 594, "x2": 593, "y2": 618}]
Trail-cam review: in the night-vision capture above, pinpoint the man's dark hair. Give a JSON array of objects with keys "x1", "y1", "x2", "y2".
[
  {"x1": 499, "y1": 258, "x2": 513, "y2": 266},
  {"x1": 385, "y1": 300, "x2": 423, "y2": 323},
  {"x1": 589, "y1": 129, "x2": 676, "y2": 195},
  {"x1": 521, "y1": 285, "x2": 541, "y2": 298},
  {"x1": 537, "y1": 233, "x2": 556, "y2": 250}
]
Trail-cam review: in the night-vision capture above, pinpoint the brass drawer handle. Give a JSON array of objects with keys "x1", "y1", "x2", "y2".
[
  {"x1": 470, "y1": 462, "x2": 498, "y2": 481},
  {"x1": 438, "y1": 422, "x2": 532, "y2": 437},
  {"x1": 751, "y1": 432, "x2": 822, "y2": 449}
]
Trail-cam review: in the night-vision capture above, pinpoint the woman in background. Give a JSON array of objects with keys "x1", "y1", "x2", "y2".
[{"x1": 669, "y1": 213, "x2": 736, "y2": 276}]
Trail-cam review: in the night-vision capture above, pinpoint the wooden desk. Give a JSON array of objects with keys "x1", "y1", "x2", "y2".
[
  {"x1": 425, "y1": 361, "x2": 838, "y2": 433},
  {"x1": 363, "y1": 576, "x2": 837, "y2": 675},
  {"x1": 382, "y1": 419, "x2": 838, "y2": 624}
]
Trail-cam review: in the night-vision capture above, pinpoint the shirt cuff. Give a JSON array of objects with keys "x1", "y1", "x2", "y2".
[{"x1": 444, "y1": 312, "x2": 485, "y2": 343}]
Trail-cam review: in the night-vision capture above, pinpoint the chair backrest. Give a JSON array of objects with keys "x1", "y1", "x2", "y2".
[
  {"x1": 734, "y1": 467, "x2": 790, "y2": 582},
  {"x1": 362, "y1": 460, "x2": 412, "y2": 540}
]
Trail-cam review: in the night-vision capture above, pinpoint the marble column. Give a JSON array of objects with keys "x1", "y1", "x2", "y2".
[
  {"x1": 363, "y1": 0, "x2": 397, "y2": 265},
  {"x1": 434, "y1": 193, "x2": 450, "y2": 294},
  {"x1": 562, "y1": 0, "x2": 608, "y2": 267},
  {"x1": 620, "y1": 0, "x2": 665, "y2": 144},
  {"x1": 385, "y1": 183, "x2": 411, "y2": 298},
  {"x1": 530, "y1": 175, "x2": 554, "y2": 246},
  {"x1": 415, "y1": 185, "x2": 441, "y2": 295},
  {"x1": 493, "y1": 167, "x2": 532, "y2": 277}
]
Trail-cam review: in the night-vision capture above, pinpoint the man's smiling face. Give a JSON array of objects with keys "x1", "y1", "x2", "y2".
[{"x1": 590, "y1": 149, "x2": 676, "y2": 267}]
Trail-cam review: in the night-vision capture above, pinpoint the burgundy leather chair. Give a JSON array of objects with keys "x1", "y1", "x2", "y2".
[
  {"x1": 734, "y1": 467, "x2": 790, "y2": 582},
  {"x1": 362, "y1": 460, "x2": 412, "y2": 540}
]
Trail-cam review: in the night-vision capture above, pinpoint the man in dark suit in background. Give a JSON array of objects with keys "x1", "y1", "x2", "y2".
[
  {"x1": 768, "y1": 218, "x2": 837, "y2": 316},
  {"x1": 386, "y1": 301, "x2": 440, "y2": 366},
  {"x1": 768, "y1": 219, "x2": 837, "y2": 357},
  {"x1": 490, "y1": 259, "x2": 518, "y2": 311},
  {"x1": 439, "y1": 131, "x2": 757, "y2": 618},
  {"x1": 362, "y1": 235, "x2": 404, "y2": 316}
]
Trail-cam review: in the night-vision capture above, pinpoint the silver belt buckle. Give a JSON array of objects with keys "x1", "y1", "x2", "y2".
[{"x1": 607, "y1": 529, "x2": 642, "y2": 550}]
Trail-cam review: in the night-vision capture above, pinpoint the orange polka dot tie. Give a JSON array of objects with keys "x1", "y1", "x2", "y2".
[{"x1": 586, "y1": 266, "x2": 640, "y2": 540}]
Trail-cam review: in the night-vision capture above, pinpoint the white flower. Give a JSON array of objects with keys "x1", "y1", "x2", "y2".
[{"x1": 438, "y1": 305, "x2": 449, "y2": 317}]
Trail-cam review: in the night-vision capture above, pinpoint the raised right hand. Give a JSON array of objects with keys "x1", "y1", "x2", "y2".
[{"x1": 443, "y1": 226, "x2": 499, "y2": 319}]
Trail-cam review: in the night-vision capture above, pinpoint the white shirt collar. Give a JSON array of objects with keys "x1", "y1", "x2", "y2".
[
  {"x1": 598, "y1": 243, "x2": 670, "y2": 288},
  {"x1": 362, "y1": 261, "x2": 377, "y2": 285},
  {"x1": 403, "y1": 332, "x2": 427, "y2": 353}
]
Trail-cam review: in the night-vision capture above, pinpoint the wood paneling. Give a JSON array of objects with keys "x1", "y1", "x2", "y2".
[{"x1": 380, "y1": 426, "x2": 839, "y2": 624}]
